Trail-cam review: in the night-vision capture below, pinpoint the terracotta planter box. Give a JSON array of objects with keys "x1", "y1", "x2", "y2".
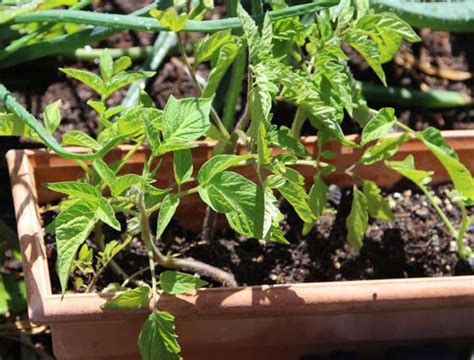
[{"x1": 6, "y1": 131, "x2": 474, "y2": 359}]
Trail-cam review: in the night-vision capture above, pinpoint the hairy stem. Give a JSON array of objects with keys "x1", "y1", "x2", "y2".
[
  {"x1": 290, "y1": 107, "x2": 306, "y2": 138},
  {"x1": 137, "y1": 193, "x2": 237, "y2": 287},
  {"x1": 455, "y1": 201, "x2": 472, "y2": 260}
]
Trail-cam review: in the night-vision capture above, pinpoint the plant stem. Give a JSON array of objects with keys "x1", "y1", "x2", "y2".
[
  {"x1": 419, "y1": 186, "x2": 458, "y2": 238},
  {"x1": 137, "y1": 192, "x2": 237, "y2": 287},
  {"x1": 290, "y1": 107, "x2": 306, "y2": 138},
  {"x1": 223, "y1": 47, "x2": 247, "y2": 130},
  {"x1": 455, "y1": 201, "x2": 471, "y2": 260}
]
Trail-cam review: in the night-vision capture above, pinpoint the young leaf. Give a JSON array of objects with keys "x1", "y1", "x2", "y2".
[
  {"x1": 159, "y1": 271, "x2": 208, "y2": 295},
  {"x1": 104, "y1": 105, "x2": 128, "y2": 120},
  {"x1": 139, "y1": 310, "x2": 181, "y2": 360},
  {"x1": 92, "y1": 158, "x2": 116, "y2": 190},
  {"x1": 359, "y1": 134, "x2": 410, "y2": 165},
  {"x1": 202, "y1": 42, "x2": 240, "y2": 98},
  {"x1": 44, "y1": 181, "x2": 100, "y2": 201},
  {"x1": 162, "y1": 96, "x2": 212, "y2": 142},
  {"x1": 114, "y1": 174, "x2": 143, "y2": 196},
  {"x1": 150, "y1": 8, "x2": 188, "y2": 32},
  {"x1": 59, "y1": 68, "x2": 105, "y2": 95},
  {"x1": 144, "y1": 115, "x2": 162, "y2": 155},
  {"x1": 268, "y1": 126, "x2": 309, "y2": 158},
  {"x1": 113, "y1": 56, "x2": 132, "y2": 75},
  {"x1": 44, "y1": 100, "x2": 62, "y2": 134},
  {"x1": 104, "y1": 71, "x2": 155, "y2": 98},
  {"x1": 278, "y1": 181, "x2": 315, "y2": 223},
  {"x1": 156, "y1": 194, "x2": 180, "y2": 239},
  {"x1": 342, "y1": 30, "x2": 386, "y2": 85},
  {"x1": 360, "y1": 108, "x2": 395, "y2": 145},
  {"x1": 97, "y1": 198, "x2": 121, "y2": 231},
  {"x1": 197, "y1": 154, "x2": 254, "y2": 185},
  {"x1": 385, "y1": 155, "x2": 433, "y2": 186},
  {"x1": 194, "y1": 29, "x2": 232, "y2": 65},
  {"x1": 363, "y1": 180, "x2": 394, "y2": 221},
  {"x1": 99, "y1": 49, "x2": 114, "y2": 81},
  {"x1": 346, "y1": 187, "x2": 368, "y2": 253},
  {"x1": 173, "y1": 149, "x2": 193, "y2": 185},
  {"x1": 87, "y1": 100, "x2": 106, "y2": 115},
  {"x1": 308, "y1": 175, "x2": 328, "y2": 219},
  {"x1": 62, "y1": 130, "x2": 101, "y2": 150},
  {"x1": 102, "y1": 286, "x2": 150, "y2": 310},
  {"x1": 420, "y1": 128, "x2": 474, "y2": 200},
  {"x1": 55, "y1": 201, "x2": 98, "y2": 293}
]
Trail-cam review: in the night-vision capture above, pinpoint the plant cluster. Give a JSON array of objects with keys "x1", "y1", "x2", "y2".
[{"x1": 1, "y1": 0, "x2": 473, "y2": 359}]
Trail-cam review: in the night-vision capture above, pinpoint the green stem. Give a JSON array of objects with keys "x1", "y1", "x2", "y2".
[
  {"x1": 0, "y1": 84, "x2": 126, "y2": 160},
  {"x1": 12, "y1": 2, "x2": 338, "y2": 33},
  {"x1": 420, "y1": 186, "x2": 458, "y2": 238},
  {"x1": 455, "y1": 201, "x2": 471, "y2": 260},
  {"x1": 223, "y1": 47, "x2": 247, "y2": 130},
  {"x1": 290, "y1": 107, "x2": 306, "y2": 138}
]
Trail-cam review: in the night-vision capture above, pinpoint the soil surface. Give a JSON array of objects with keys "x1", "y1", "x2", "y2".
[{"x1": 41, "y1": 183, "x2": 473, "y2": 294}]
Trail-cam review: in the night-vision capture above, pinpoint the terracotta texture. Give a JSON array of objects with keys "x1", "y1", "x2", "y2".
[{"x1": 6, "y1": 131, "x2": 474, "y2": 359}]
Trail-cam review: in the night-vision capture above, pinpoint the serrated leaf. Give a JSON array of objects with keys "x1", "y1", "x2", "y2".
[
  {"x1": 278, "y1": 181, "x2": 315, "y2": 223},
  {"x1": 156, "y1": 194, "x2": 180, "y2": 239},
  {"x1": 104, "y1": 71, "x2": 155, "y2": 98},
  {"x1": 195, "y1": 29, "x2": 232, "y2": 65},
  {"x1": 197, "y1": 154, "x2": 254, "y2": 185},
  {"x1": 97, "y1": 198, "x2": 121, "y2": 231},
  {"x1": 385, "y1": 155, "x2": 433, "y2": 186},
  {"x1": 62, "y1": 130, "x2": 101, "y2": 150},
  {"x1": 157, "y1": 140, "x2": 196, "y2": 155},
  {"x1": 144, "y1": 115, "x2": 163, "y2": 155},
  {"x1": 173, "y1": 149, "x2": 193, "y2": 185},
  {"x1": 162, "y1": 96, "x2": 212, "y2": 142},
  {"x1": 92, "y1": 158, "x2": 116, "y2": 190},
  {"x1": 44, "y1": 100, "x2": 62, "y2": 134},
  {"x1": 102, "y1": 286, "x2": 150, "y2": 310},
  {"x1": 268, "y1": 126, "x2": 309, "y2": 158},
  {"x1": 361, "y1": 108, "x2": 395, "y2": 145},
  {"x1": 60, "y1": 68, "x2": 105, "y2": 95},
  {"x1": 99, "y1": 49, "x2": 114, "y2": 81},
  {"x1": 56, "y1": 201, "x2": 98, "y2": 293},
  {"x1": 343, "y1": 30, "x2": 386, "y2": 85},
  {"x1": 139, "y1": 310, "x2": 181, "y2": 360},
  {"x1": 117, "y1": 107, "x2": 162, "y2": 138},
  {"x1": 150, "y1": 8, "x2": 188, "y2": 32},
  {"x1": 308, "y1": 175, "x2": 328, "y2": 219},
  {"x1": 363, "y1": 180, "x2": 394, "y2": 221},
  {"x1": 359, "y1": 134, "x2": 410, "y2": 165},
  {"x1": 346, "y1": 187, "x2": 368, "y2": 252},
  {"x1": 159, "y1": 271, "x2": 208, "y2": 295},
  {"x1": 44, "y1": 181, "x2": 100, "y2": 201},
  {"x1": 202, "y1": 42, "x2": 240, "y2": 98},
  {"x1": 420, "y1": 127, "x2": 474, "y2": 200}
]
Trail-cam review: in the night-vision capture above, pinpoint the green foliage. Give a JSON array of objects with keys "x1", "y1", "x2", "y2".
[
  {"x1": 363, "y1": 180, "x2": 393, "y2": 221},
  {"x1": 346, "y1": 187, "x2": 368, "y2": 252},
  {"x1": 103, "y1": 286, "x2": 150, "y2": 310},
  {"x1": 156, "y1": 194, "x2": 180, "y2": 239},
  {"x1": 159, "y1": 271, "x2": 208, "y2": 295},
  {"x1": 139, "y1": 310, "x2": 181, "y2": 360}
]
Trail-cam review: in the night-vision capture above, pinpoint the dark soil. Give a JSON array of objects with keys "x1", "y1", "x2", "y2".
[{"x1": 41, "y1": 183, "x2": 473, "y2": 294}]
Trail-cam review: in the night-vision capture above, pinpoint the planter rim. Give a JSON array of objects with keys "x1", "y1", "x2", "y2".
[{"x1": 6, "y1": 129, "x2": 474, "y2": 326}]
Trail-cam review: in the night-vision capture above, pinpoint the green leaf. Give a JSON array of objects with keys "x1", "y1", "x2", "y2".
[
  {"x1": 308, "y1": 175, "x2": 328, "y2": 219},
  {"x1": 92, "y1": 158, "x2": 116, "y2": 190},
  {"x1": 278, "y1": 181, "x2": 315, "y2": 223},
  {"x1": 87, "y1": 100, "x2": 106, "y2": 115},
  {"x1": 194, "y1": 29, "x2": 232, "y2": 65},
  {"x1": 150, "y1": 8, "x2": 188, "y2": 32},
  {"x1": 104, "y1": 105, "x2": 128, "y2": 120},
  {"x1": 0, "y1": 112, "x2": 30, "y2": 137},
  {"x1": 202, "y1": 42, "x2": 240, "y2": 98},
  {"x1": 139, "y1": 310, "x2": 181, "y2": 360},
  {"x1": 99, "y1": 49, "x2": 114, "y2": 81},
  {"x1": 346, "y1": 187, "x2": 368, "y2": 252},
  {"x1": 102, "y1": 286, "x2": 150, "y2": 310},
  {"x1": 114, "y1": 174, "x2": 142, "y2": 196},
  {"x1": 56, "y1": 201, "x2": 98, "y2": 293},
  {"x1": 157, "y1": 140, "x2": 196, "y2": 155},
  {"x1": 420, "y1": 127, "x2": 474, "y2": 200},
  {"x1": 156, "y1": 194, "x2": 180, "y2": 239},
  {"x1": 159, "y1": 271, "x2": 208, "y2": 295},
  {"x1": 0, "y1": 273, "x2": 26, "y2": 315},
  {"x1": 268, "y1": 126, "x2": 309, "y2": 158},
  {"x1": 44, "y1": 100, "x2": 62, "y2": 134},
  {"x1": 62, "y1": 130, "x2": 101, "y2": 150},
  {"x1": 343, "y1": 30, "x2": 386, "y2": 85},
  {"x1": 113, "y1": 56, "x2": 132, "y2": 75},
  {"x1": 198, "y1": 154, "x2": 254, "y2": 185},
  {"x1": 361, "y1": 108, "x2": 395, "y2": 145},
  {"x1": 104, "y1": 71, "x2": 155, "y2": 98},
  {"x1": 363, "y1": 180, "x2": 394, "y2": 221},
  {"x1": 60, "y1": 68, "x2": 105, "y2": 95},
  {"x1": 97, "y1": 198, "x2": 121, "y2": 231},
  {"x1": 173, "y1": 149, "x2": 193, "y2": 185},
  {"x1": 385, "y1": 155, "x2": 433, "y2": 186},
  {"x1": 44, "y1": 181, "x2": 100, "y2": 201},
  {"x1": 359, "y1": 134, "x2": 410, "y2": 165},
  {"x1": 162, "y1": 96, "x2": 212, "y2": 142},
  {"x1": 117, "y1": 107, "x2": 162, "y2": 138},
  {"x1": 144, "y1": 115, "x2": 163, "y2": 155}
]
